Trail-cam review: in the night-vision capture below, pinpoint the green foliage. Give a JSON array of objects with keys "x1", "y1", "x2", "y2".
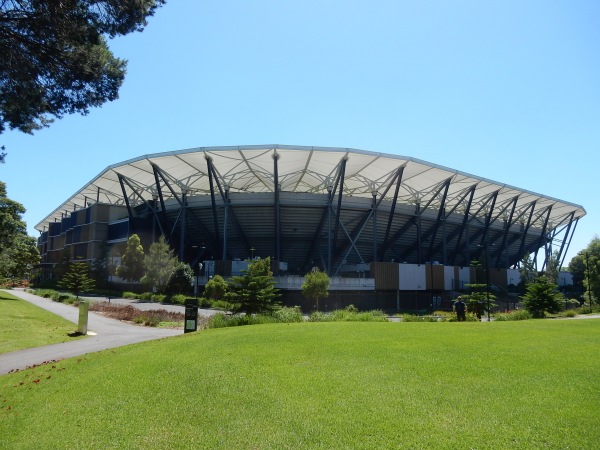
[
  {"x1": 0, "y1": 182, "x2": 39, "y2": 280},
  {"x1": 461, "y1": 283, "x2": 496, "y2": 318},
  {"x1": 139, "y1": 292, "x2": 153, "y2": 301},
  {"x1": 57, "y1": 262, "x2": 95, "y2": 299},
  {"x1": 116, "y1": 234, "x2": 145, "y2": 282},
  {"x1": 0, "y1": 233, "x2": 40, "y2": 280},
  {"x1": 272, "y1": 306, "x2": 304, "y2": 323},
  {"x1": 301, "y1": 268, "x2": 330, "y2": 311},
  {"x1": 122, "y1": 291, "x2": 139, "y2": 299},
  {"x1": 493, "y1": 309, "x2": 532, "y2": 321},
  {"x1": 151, "y1": 293, "x2": 166, "y2": 303},
  {"x1": 166, "y1": 262, "x2": 194, "y2": 295},
  {"x1": 0, "y1": 181, "x2": 26, "y2": 253},
  {"x1": 227, "y1": 257, "x2": 280, "y2": 315},
  {"x1": 204, "y1": 274, "x2": 228, "y2": 300},
  {"x1": 170, "y1": 294, "x2": 187, "y2": 305},
  {"x1": 521, "y1": 277, "x2": 565, "y2": 318},
  {"x1": 0, "y1": 0, "x2": 165, "y2": 135},
  {"x1": 141, "y1": 236, "x2": 178, "y2": 294},
  {"x1": 308, "y1": 305, "x2": 388, "y2": 322}
]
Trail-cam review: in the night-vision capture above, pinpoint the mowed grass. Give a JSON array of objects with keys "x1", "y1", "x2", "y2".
[
  {"x1": 1, "y1": 320, "x2": 599, "y2": 449},
  {"x1": 0, "y1": 291, "x2": 84, "y2": 354}
]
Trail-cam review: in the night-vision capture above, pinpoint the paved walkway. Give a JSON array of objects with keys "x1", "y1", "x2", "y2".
[{"x1": 0, "y1": 289, "x2": 182, "y2": 375}]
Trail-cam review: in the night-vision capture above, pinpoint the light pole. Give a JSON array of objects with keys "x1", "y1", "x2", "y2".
[
  {"x1": 585, "y1": 252, "x2": 593, "y2": 310},
  {"x1": 478, "y1": 243, "x2": 491, "y2": 322},
  {"x1": 196, "y1": 263, "x2": 203, "y2": 301}
]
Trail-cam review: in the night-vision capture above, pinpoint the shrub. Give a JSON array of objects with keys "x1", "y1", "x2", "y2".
[
  {"x1": 170, "y1": 294, "x2": 187, "y2": 305},
  {"x1": 133, "y1": 315, "x2": 160, "y2": 327},
  {"x1": 139, "y1": 292, "x2": 152, "y2": 301},
  {"x1": 211, "y1": 300, "x2": 233, "y2": 310},
  {"x1": 122, "y1": 291, "x2": 139, "y2": 299},
  {"x1": 308, "y1": 311, "x2": 332, "y2": 322},
  {"x1": 151, "y1": 293, "x2": 166, "y2": 303},
  {"x1": 273, "y1": 306, "x2": 304, "y2": 323},
  {"x1": 494, "y1": 309, "x2": 532, "y2": 321},
  {"x1": 198, "y1": 297, "x2": 212, "y2": 308}
]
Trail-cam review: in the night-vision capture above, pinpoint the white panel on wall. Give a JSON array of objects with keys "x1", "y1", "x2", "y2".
[
  {"x1": 444, "y1": 266, "x2": 455, "y2": 291},
  {"x1": 506, "y1": 269, "x2": 520, "y2": 287},
  {"x1": 458, "y1": 267, "x2": 471, "y2": 290},
  {"x1": 558, "y1": 271, "x2": 573, "y2": 286},
  {"x1": 399, "y1": 264, "x2": 426, "y2": 290}
]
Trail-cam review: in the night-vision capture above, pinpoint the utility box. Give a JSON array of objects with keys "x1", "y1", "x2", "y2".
[
  {"x1": 184, "y1": 298, "x2": 199, "y2": 333},
  {"x1": 78, "y1": 300, "x2": 89, "y2": 335}
]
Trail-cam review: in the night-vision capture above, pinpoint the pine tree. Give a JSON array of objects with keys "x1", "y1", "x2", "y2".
[
  {"x1": 227, "y1": 257, "x2": 280, "y2": 314},
  {"x1": 58, "y1": 262, "x2": 95, "y2": 299}
]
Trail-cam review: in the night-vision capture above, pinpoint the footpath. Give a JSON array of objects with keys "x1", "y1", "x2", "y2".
[{"x1": 0, "y1": 289, "x2": 182, "y2": 376}]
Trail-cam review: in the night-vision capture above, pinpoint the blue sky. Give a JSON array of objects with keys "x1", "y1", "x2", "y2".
[{"x1": 1, "y1": 0, "x2": 598, "y2": 266}]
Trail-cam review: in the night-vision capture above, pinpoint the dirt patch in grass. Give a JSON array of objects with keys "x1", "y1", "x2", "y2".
[{"x1": 89, "y1": 302, "x2": 185, "y2": 328}]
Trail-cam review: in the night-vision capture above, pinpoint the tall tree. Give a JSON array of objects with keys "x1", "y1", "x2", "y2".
[
  {"x1": 166, "y1": 261, "x2": 194, "y2": 295},
  {"x1": 569, "y1": 237, "x2": 600, "y2": 306},
  {"x1": 0, "y1": 233, "x2": 40, "y2": 281},
  {"x1": 116, "y1": 234, "x2": 145, "y2": 281},
  {"x1": 58, "y1": 262, "x2": 95, "y2": 299},
  {"x1": 227, "y1": 257, "x2": 280, "y2": 315},
  {"x1": 0, "y1": 181, "x2": 39, "y2": 281},
  {"x1": 301, "y1": 268, "x2": 330, "y2": 311},
  {"x1": 0, "y1": 181, "x2": 26, "y2": 252},
  {"x1": 141, "y1": 236, "x2": 177, "y2": 293},
  {"x1": 0, "y1": 0, "x2": 165, "y2": 137}
]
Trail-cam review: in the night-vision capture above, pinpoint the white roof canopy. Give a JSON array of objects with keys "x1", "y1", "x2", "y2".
[{"x1": 36, "y1": 144, "x2": 586, "y2": 232}]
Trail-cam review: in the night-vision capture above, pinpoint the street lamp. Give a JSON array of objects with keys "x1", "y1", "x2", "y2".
[
  {"x1": 478, "y1": 243, "x2": 492, "y2": 322},
  {"x1": 585, "y1": 252, "x2": 593, "y2": 311},
  {"x1": 196, "y1": 263, "x2": 203, "y2": 300}
]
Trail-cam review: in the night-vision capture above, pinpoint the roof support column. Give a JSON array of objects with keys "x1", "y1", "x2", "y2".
[
  {"x1": 416, "y1": 202, "x2": 422, "y2": 264},
  {"x1": 372, "y1": 190, "x2": 377, "y2": 263},
  {"x1": 206, "y1": 157, "x2": 221, "y2": 259},
  {"x1": 331, "y1": 157, "x2": 347, "y2": 260},
  {"x1": 273, "y1": 152, "x2": 281, "y2": 262},
  {"x1": 496, "y1": 196, "x2": 519, "y2": 268},
  {"x1": 381, "y1": 166, "x2": 405, "y2": 260},
  {"x1": 179, "y1": 190, "x2": 187, "y2": 261},
  {"x1": 222, "y1": 185, "x2": 229, "y2": 261}
]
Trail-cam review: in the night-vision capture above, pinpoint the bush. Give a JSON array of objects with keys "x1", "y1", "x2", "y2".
[
  {"x1": 123, "y1": 291, "x2": 139, "y2": 299},
  {"x1": 211, "y1": 300, "x2": 233, "y2": 310},
  {"x1": 494, "y1": 309, "x2": 532, "y2": 321},
  {"x1": 133, "y1": 315, "x2": 160, "y2": 327},
  {"x1": 50, "y1": 291, "x2": 76, "y2": 303},
  {"x1": 138, "y1": 292, "x2": 152, "y2": 301},
  {"x1": 151, "y1": 293, "x2": 166, "y2": 303},
  {"x1": 170, "y1": 294, "x2": 188, "y2": 305},
  {"x1": 308, "y1": 311, "x2": 333, "y2": 322},
  {"x1": 273, "y1": 306, "x2": 304, "y2": 323},
  {"x1": 308, "y1": 306, "x2": 388, "y2": 322},
  {"x1": 199, "y1": 297, "x2": 212, "y2": 308}
]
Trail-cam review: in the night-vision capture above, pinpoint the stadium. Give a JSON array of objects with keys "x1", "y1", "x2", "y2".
[{"x1": 35, "y1": 145, "x2": 586, "y2": 311}]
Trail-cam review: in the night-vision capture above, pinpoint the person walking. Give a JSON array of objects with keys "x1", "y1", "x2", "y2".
[{"x1": 453, "y1": 297, "x2": 467, "y2": 322}]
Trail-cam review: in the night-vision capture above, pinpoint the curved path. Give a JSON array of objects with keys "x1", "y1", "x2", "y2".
[{"x1": 0, "y1": 289, "x2": 182, "y2": 375}]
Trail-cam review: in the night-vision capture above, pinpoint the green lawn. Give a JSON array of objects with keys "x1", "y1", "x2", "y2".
[
  {"x1": 0, "y1": 291, "x2": 84, "y2": 354},
  {"x1": 1, "y1": 320, "x2": 599, "y2": 449}
]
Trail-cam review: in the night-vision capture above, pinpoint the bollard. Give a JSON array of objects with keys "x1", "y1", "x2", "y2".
[{"x1": 78, "y1": 300, "x2": 89, "y2": 335}]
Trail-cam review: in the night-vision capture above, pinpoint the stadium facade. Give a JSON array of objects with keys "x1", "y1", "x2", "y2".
[{"x1": 35, "y1": 145, "x2": 586, "y2": 311}]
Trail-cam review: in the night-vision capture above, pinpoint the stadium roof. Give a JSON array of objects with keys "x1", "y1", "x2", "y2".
[{"x1": 36, "y1": 144, "x2": 586, "y2": 232}]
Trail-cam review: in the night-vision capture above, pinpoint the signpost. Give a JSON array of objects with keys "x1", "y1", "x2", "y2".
[{"x1": 184, "y1": 298, "x2": 199, "y2": 333}]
